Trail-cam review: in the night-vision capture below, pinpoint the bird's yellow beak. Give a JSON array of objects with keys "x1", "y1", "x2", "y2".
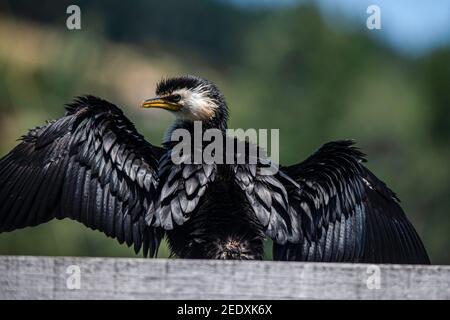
[{"x1": 141, "y1": 98, "x2": 181, "y2": 111}]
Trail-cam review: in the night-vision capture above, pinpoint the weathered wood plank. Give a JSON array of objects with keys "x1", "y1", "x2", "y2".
[{"x1": 0, "y1": 255, "x2": 448, "y2": 299}]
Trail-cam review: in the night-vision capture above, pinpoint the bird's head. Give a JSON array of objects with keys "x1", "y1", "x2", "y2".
[{"x1": 142, "y1": 75, "x2": 228, "y2": 129}]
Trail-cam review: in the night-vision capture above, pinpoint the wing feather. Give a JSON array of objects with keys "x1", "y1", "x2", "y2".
[
  {"x1": 0, "y1": 96, "x2": 164, "y2": 257},
  {"x1": 274, "y1": 140, "x2": 430, "y2": 264}
]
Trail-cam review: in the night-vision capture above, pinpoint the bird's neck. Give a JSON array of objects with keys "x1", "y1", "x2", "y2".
[{"x1": 164, "y1": 118, "x2": 227, "y2": 147}]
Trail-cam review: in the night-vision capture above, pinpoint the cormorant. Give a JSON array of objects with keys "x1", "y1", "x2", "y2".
[{"x1": 0, "y1": 75, "x2": 430, "y2": 264}]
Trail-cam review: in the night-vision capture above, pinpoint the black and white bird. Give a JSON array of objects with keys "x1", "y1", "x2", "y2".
[{"x1": 0, "y1": 75, "x2": 430, "y2": 264}]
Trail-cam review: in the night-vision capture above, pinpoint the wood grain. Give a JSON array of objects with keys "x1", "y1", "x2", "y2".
[{"x1": 0, "y1": 255, "x2": 448, "y2": 299}]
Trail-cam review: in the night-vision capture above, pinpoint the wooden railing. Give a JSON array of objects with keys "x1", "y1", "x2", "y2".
[{"x1": 0, "y1": 255, "x2": 448, "y2": 299}]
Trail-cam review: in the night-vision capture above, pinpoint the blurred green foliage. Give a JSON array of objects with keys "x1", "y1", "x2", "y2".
[{"x1": 0, "y1": 1, "x2": 448, "y2": 263}]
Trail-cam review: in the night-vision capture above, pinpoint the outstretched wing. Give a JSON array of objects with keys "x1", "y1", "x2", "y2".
[
  {"x1": 233, "y1": 164, "x2": 292, "y2": 244},
  {"x1": 273, "y1": 140, "x2": 430, "y2": 264},
  {"x1": 0, "y1": 96, "x2": 163, "y2": 257},
  {"x1": 232, "y1": 139, "x2": 292, "y2": 244},
  {"x1": 154, "y1": 142, "x2": 218, "y2": 230}
]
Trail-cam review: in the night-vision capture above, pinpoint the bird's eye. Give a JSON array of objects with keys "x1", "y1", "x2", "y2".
[{"x1": 170, "y1": 94, "x2": 181, "y2": 103}]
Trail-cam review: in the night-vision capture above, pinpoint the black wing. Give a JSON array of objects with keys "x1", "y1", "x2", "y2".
[
  {"x1": 0, "y1": 96, "x2": 163, "y2": 257},
  {"x1": 273, "y1": 140, "x2": 430, "y2": 264},
  {"x1": 154, "y1": 142, "x2": 217, "y2": 230},
  {"x1": 232, "y1": 139, "x2": 292, "y2": 244},
  {"x1": 233, "y1": 163, "x2": 292, "y2": 244}
]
